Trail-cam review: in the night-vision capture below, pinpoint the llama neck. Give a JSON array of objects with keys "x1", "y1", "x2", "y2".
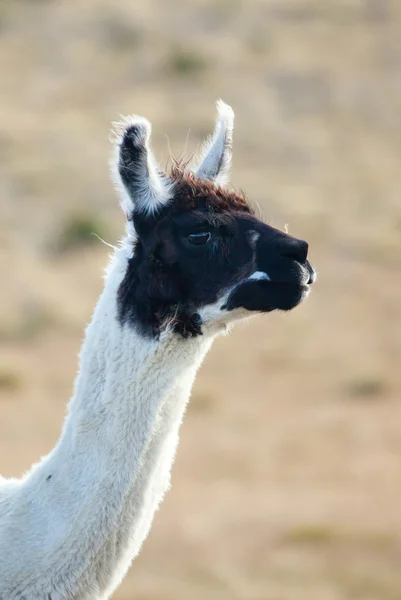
[{"x1": 3, "y1": 248, "x2": 214, "y2": 600}]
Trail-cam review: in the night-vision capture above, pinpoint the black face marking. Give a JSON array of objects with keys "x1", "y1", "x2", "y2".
[{"x1": 117, "y1": 171, "x2": 314, "y2": 339}]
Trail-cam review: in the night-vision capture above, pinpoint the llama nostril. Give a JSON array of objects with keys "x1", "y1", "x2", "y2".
[{"x1": 280, "y1": 239, "x2": 309, "y2": 264}]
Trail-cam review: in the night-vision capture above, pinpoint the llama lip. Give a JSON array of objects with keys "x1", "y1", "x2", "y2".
[
  {"x1": 304, "y1": 260, "x2": 316, "y2": 285},
  {"x1": 224, "y1": 279, "x2": 309, "y2": 313},
  {"x1": 307, "y1": 269, "x2": 317, "y2": 285}
]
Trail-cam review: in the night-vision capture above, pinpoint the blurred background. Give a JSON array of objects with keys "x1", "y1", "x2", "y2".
[{"x1": 1, "y1": 0, "x2": 401, "y2": 598}]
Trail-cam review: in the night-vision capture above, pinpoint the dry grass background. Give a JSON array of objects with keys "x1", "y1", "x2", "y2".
[{"x1": 1, "y1": 0, "x2": 401, "y2": 598}]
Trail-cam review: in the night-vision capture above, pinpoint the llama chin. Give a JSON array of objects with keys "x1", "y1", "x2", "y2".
[{"x1": 0, "y1": 100, "x2": 315, "y2": 599}]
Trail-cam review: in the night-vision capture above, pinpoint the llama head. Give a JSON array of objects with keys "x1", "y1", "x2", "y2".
[{"x1": 111, "y1": 101, "x2": 315, "y2": 338}]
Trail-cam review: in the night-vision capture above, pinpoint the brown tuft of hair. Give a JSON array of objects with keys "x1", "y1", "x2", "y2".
[{"x1": 169, "y1": 163, "x2": 253, "y2": 215}]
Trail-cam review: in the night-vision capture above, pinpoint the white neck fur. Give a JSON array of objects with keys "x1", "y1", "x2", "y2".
[{"x1": 0, "y1": 245, "x2": 215, "y2": 599}]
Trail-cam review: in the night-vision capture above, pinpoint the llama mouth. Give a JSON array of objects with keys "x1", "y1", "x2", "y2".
[{"x1": 223, "y1": 279, "x2": 310, "y2": 313}]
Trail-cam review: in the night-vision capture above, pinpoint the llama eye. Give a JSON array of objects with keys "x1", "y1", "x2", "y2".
[{"x1": 186, "y1": 232, "x2": 211, "y2": 246}]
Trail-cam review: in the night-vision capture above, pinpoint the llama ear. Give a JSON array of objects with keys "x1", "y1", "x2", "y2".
[
  {"x1": 194, "y1": 100, "x2": 234, "y2": 186},
  {"x1": 111, "y1": 115, "x2": 172, "y2": 218}
]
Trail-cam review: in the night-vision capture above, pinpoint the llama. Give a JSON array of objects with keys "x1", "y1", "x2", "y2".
[{"x1": 0, "y1": 101, "x2": 315, "y2": 599}]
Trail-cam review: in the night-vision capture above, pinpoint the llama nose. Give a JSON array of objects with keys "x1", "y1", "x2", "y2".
[{"x1": 278, "y1": 237, "x2": 309, "y2": 263}]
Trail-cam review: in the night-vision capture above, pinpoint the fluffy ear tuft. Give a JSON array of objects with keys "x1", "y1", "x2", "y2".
[
  {"x1": 110, "y1": 115, "x2": 172, "y2": 219},
  {"x1": 194, "y1": 100, "x2": 234, "y2": 186}
]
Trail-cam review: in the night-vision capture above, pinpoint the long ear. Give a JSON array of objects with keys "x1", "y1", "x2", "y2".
[
  {"x1": 111, "y1": 115, "x2": 172, "y2": 218},
  {"x1": 194, "y1": 100, "x2": 234, "y2": 186}
]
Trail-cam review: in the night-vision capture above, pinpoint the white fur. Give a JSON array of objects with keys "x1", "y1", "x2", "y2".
[
  {"x1": 248, "y1": 271, "x2": 270, "y2": 281},
  {"x1": 0, "y1": 245, "x2": 219, "y2": 599},
  {"x1": 198, "y1": 288, "x2": 254, "y2": 335},
  {"x1": 194, "y1": 100, "x2": 234, "y2": 186}
]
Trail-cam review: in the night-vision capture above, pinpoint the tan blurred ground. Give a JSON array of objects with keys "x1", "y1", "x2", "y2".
[{"x1": 1, "y1": 1, "x2": 401, "y2": 598}]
